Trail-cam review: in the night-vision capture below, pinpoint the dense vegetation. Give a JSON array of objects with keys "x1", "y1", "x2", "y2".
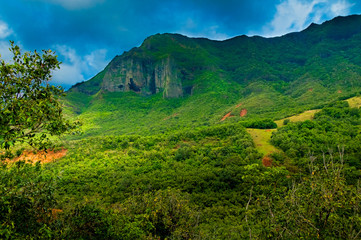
[
  {"x1": 2, "y1": 15, "x2": 361, "y2": 239},
  {"x1": 1, "y1": 100, "x2": 361, "y2": 239},
  {"x1": 65, "y1": 15, "x2": 361, "y2": 137}
]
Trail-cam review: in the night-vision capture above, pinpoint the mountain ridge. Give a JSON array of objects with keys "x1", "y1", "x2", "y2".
[
  {"x1": 70, "y1": 14, "x2": 361, "y2": 97},
  {"x1": 65, "y1": 14, "x2": 361, "y2": 136}
]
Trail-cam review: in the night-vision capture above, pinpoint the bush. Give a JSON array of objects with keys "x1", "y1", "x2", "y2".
[{"x1": 241, "y1": 119, "x2": 277, "y2": 129}]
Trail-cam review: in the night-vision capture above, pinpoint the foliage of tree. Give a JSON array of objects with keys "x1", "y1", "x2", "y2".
[
  {"x1": 0, "y1": 161, "x2": 55, "y2": 239},
  {"x1": 0, "y1": 42, "x2": 78, "y2": 150},
  {"x1": 240, "y1": 118, "x2": 277, "y2": 129},
  {"x1": 270, "y1": 155, "x2": 361, "y2": 239},
  {"x1": 2, "y1": 95, "x2": 361, "y2": 238}
]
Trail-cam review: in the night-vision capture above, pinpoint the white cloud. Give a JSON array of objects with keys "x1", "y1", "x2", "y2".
[
  {"x1": 204, "y1": 25, "x2": 230, "y2": 40},
  {"x1": 52, "y1": 45, "x2": 109, "y2": 87},
  {"x1": 52, "y1": 62, "x2": 85, "y2": 85},
  {"x1": 84, "y1": 49, "x2": 108, "y2": 72},
  {"x1": 0, "y1": 41, "x2": 12, "y2": 62},
  {"x1": 178, "y1": 18, "x2": 229, "y2": 40},
  {"x1": 41, "y1": 0, "x2": 104, "y2": 10},
  {"x1": 331, "y1": 0, "x2": 353, "y2": 15},
  {"x1": 257, "y1": 0, "x2": 353, "y2": 37},
  {"x1": 0, "y1": 21, "x2": 13, "y2": 39}
]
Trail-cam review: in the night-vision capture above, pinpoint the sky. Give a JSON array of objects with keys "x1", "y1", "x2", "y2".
[{"x1": 0, "y1": 0, "x2": 360, "y2": 89}]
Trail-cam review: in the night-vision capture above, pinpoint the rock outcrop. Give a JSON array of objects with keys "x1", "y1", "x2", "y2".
[{"x1": 101, "y1": 56, "x2": 183, "y2": 98}]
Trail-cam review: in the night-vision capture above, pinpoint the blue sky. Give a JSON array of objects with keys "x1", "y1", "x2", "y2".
[{"x1": 0, "y1": 0, "x2": 360, "y2": 89}]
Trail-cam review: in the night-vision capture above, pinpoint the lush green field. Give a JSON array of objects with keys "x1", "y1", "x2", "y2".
[
  {"x1": 2, "y1": 100, "x2": 361, "y2": 239},
  {"x1": 246, "y1": 128, "x2": 279, "y2": 156}
]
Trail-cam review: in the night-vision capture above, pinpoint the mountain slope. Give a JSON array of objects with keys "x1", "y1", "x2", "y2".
[{"x1": 65, "y1": 14, "x2": 361, "y2": 137}]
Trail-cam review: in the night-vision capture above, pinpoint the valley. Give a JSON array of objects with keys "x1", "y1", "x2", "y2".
[{"x1": 2, "y1": 14, "x2": 361, "y2": 239}]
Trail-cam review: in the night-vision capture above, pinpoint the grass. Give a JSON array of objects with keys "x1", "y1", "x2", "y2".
[
  {"x1": 248, "y1": 109, "x2": 323, "y2": 156},
  {"x1": 347, "y1": 96, "x2": 361, "y2": 108},
  {"x1": 275, "y1": 109, "x2": 321, "y2": 127},
  {"x1": 246, "y1": 128, "x2": 279, "y2": 156}
]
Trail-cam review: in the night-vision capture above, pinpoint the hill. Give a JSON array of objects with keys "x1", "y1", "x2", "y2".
[
  {"x1": 3, "y1": 15, "x2": 361, "y2": 239},
  {"x1": 64, "y1": 15, "x2": 361, "y2": 137}
]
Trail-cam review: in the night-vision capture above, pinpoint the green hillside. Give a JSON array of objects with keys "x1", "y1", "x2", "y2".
[
  {"x1": 3, "y1": 15, "x2": 361, "y2": 239},
  {"x1": 65, "y1": 15, "x2": 361, "y2": 137},
  {"x1": 3, "y1": 101, "x2": 361, "y2": 239}
]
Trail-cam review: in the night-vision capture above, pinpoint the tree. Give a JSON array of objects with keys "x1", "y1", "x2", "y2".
[{"x1": 0, "y1": 41, "x2": 78, "y2": 150}]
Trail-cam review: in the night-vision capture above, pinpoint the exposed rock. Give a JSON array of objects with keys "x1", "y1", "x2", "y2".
[{"x1": 100, "y1": 55, "x2": 183, "y2": 98}]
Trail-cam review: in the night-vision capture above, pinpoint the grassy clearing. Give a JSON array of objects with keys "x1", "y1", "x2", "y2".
[
  {"x1": 347, "y1": 96, "x2": 361, "y2": 108},
  {"x1": 246, "y1": 128, "x2": 279, "y2": 156},
  {"x1": 275, "y1": 109, "x2": 320, "y2": 127},
  {"x1": 249, "y1": 109, "x2": 322, "y2": 155}
]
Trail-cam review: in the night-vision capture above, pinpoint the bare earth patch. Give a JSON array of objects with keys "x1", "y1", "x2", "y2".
[
  {"x1": 262, "y1": 156, "x2": 272, "y2": 167},
  {"x1": 220, "y1": 111, "x2": 233, "y2": 121},
  {"x1": 7, "y1": 149, "x2": 67, "y2": 164},
  {"x1": 235, "y1": 103, "x2": 243, "y2": 108},
  {"x1": 240, "y1": 109, "x2": 247, "y2": 117}
]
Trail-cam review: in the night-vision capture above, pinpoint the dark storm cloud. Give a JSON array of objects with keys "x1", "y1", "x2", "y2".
[
  {"x1": 0, "y1": 0, "x2": 275, "y2": 53},
  {"x1": 0, "y1": 0, "x2": 360, "y2": 88}
]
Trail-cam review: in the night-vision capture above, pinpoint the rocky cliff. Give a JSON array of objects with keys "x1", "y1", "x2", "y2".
[{"x1": 101, "y1": 55, "x2": 183, "y2": 98}]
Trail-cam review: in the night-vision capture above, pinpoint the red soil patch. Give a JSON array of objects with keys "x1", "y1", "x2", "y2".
[
  {"x1": 38, "y1": 208, "x2": 63, "y2": 224},
  {"x1": 308, "y1": 88, "x2": 313, "y2": 92},
  {"x1": 7, "y1": 149, "x2": 67, "y2": 164},
  {"x1": 262, "y1": 156, "x2": 272, "y2": 167},
  {"x1": 338, "y1": 90, "x2": 342, "y2": 93},
  {"x1": 220, "y1": 111, "x2": 233, "y2": 121},
  {"x1": 235, "y1": 103, "x2": 243, "y2": 108},
  {"x1": 240, "y1": 109, "x2": 247, "y2": 117},
  {"x1": 50, "y1": 208, "x2": 63, "y2": 219}
]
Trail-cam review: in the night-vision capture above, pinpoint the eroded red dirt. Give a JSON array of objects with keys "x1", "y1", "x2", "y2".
[
  {"x1": 262, "y1": 156, "x2": 272, "y2": 167},
  {"x1": 7, "y1": 149, "x2": 67, "y2": 164},
  {"x1": 235, "y1": 103, "x2": 243, "y2": 108},
  {"x1": 240, "y1": 109, "x2": 247, "y2": 117},
  {"x1": 220, "y1": 111, "x2": 233, "y2": 121}
]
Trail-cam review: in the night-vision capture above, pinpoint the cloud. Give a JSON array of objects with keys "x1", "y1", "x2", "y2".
[
  {"x1": 331, "y1": 0, "x2": 354, "y2": 15},
  {"x1": 1, "y1": 0, "x2": 359, "y2": 88},
  {"x1": 179, "y1": 24, "x2": 230, "y2": 40},
  {"x1": 176, "y1": 16, "x2": 229, "y2": 40},
  {"x1": 84, "y1": 49, "x2": 109, "y2": 72},
  {"x1": 259, "y1": 0, "x2": 354, "y2": 37},
  {"x1": 0, "y1": 41, "x2": 12, "y2": 61},
  {"x1": 52, "y1": 45, "x2": 84, "y2": 86},
  {"x1": 0, "y1": 20, "x2": 12, "y2": 39},
  {"x1": 51, "y1": 45, "x2": 109, "y2": 88}
]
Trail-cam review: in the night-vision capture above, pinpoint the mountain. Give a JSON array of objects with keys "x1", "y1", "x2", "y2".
[
  {"x1": 65, "y1": 14, "x2": 361, "y2": 137},
  {"x1": 6, "y1": 15, "x2": 361, "y2": 239}
]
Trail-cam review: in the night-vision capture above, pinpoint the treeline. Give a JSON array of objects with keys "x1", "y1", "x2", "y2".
[{"x1": 271, "y1": 101, "x2": 361, "y2": 181}]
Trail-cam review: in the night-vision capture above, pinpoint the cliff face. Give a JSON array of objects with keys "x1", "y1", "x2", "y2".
[
  {"x1": 70, "y1": 33, "x2": 209, "y2": 98},
  {"x1": 70, "y1": 15, "x2": 361, "y2": 99},
  {"x1": 101, "y1": 55, "x2": 183, "y2": 98}
]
